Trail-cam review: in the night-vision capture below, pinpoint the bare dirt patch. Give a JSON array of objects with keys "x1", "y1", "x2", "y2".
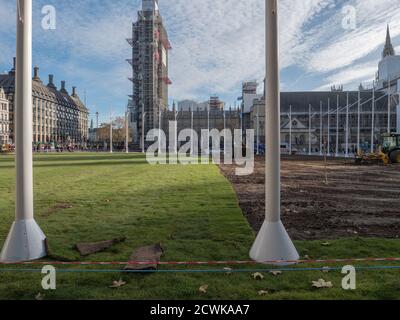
[{"x1": 219, "y1": 156, "x2": 400, "y2": 240}]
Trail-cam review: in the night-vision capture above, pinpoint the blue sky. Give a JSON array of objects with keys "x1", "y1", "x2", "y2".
[{"x1": 1, "y1": 0, "x2": 400, "y2": 124}]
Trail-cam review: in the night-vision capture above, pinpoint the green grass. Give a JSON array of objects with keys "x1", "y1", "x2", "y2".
[{"x1": 0, "y1": 153, "x2": 399, "y2": 300}]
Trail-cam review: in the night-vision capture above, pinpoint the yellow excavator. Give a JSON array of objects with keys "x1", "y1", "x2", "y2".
[
  {"x1": 1, "y1": 144, "x2": 11, "y2": 153},
  {"x1": 355, "y1": 133, "x2": 400, "y2": 165}
]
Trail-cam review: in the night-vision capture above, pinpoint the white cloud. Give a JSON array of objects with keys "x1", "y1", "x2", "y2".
[
  {"x1": 304, "y1": 0, "x2": 400, "y2": 71},
  {"x1": 164, "y1": 0, "x2": 332, "y2": 101},
  {"x1": 1, "y1": 0, "x2": 400, "y2": 112},
  {"x1": 314, "y1": 61, "x2": 377, "y2": 91}
]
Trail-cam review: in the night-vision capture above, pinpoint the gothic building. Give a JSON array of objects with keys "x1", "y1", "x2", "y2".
[{"x1": 249, "y1": 26, "x2": 400, "y2": 153}]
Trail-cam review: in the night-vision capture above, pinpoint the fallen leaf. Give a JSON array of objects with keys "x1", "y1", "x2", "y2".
[
  {"x1": 199, "y1": 284, "x2": 208, "y2": 294},
  {"x1": 269, "y1": 270, "x2": 282, "y2": 276},
  {"x1": 109, "y1": 279, "x2": 127, "y2": 288},
  {"x1": 35, "y1": 293, "x2": 45, "y2": 300},
  {"x1": 312, "y1": 279, "x2": 333, "y2": 289},
  {"x1": 252, "y1": 272, "x2": 264, "y2": 280},
  {"x1": 322, "y1": 267, "x2": 331, "y2": 273},
  {"x1": 258, "y1": 290, "x2": 269, "y2": 296}
]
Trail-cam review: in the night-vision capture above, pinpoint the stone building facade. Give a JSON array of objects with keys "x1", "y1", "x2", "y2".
[
  {"x1": 0, "y1": 60, "x2": 89, "y2": 145},
  {"x1": 250, "y1": 90, "x2": 398, "y2": 154},
  {"x1": 0, "y1": 88, "x2": 10, "y2": 145},
  {"x1": 154, "y1": 105, "x2": 241, "y2": 149}
]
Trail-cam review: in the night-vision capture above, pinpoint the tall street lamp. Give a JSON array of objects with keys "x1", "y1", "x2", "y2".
[
  {"x1": 250, "y1": 0, "x2": 299, "y2": 265},
  {"x1": 1, "y1": 0, "x2": 47, "y2": 262}
]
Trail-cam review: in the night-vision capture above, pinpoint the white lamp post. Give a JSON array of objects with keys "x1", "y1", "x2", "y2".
[
  {"x1": 319, "y1": 101, "x2": 323, "y2": 156},
  {"x1": 256, "y1": 104, "x2": 260, "y2": 155},
  {"x1": 141, "y1": 110, "x2": 146, "y2": 153},
  {"x1": 289, "y1": 105, "x2": 292, "y2": 155},
  {"x1": 191, "y1": 108, "x2": 194, "y2": 155},
  {"x1": 125, "y1": 110, "x2": 129, "y2": 154},
  {"x1": 109, "y1": 109, "x2": 113, "y2": 153},
  {"x1": 174, "y1": 109, "x2": 179, "y2": 155},
  {"x1": 345, "y1": 92, "x2": 349, "y2": 158},
  {"x1": 327, "y1": 98, "x2": 330, "y2": 156},
  {"x1": 308, "y1": 104, "x2": 312, "y2": 155},
  {"x1": 250, "y1": 0, "x2": 299, "y2": 265},
  {"x1": 336, "y1": 95, "x2": 339, "y2": 157},
  {"x1": 159, "y1": 109, "x2": 162, "y2": 153},
  {"x1": 357, "y1": 89, "x2": 361, "y2": 154},
  {"x1": 388, "y1": 77, "x2": 391, "y2": 134},
  {"x1": 207, "y1": 106, "x2": 210, "y2": 154},
  {"x1": 371, "y1": 83, "x2": 375, "y2": 153},
  {"x1": 1, "y1": 0, "x2": 47, "y2": 262},
  {"x1": 223, "y1": 109, "x2": 226, "y2": 154}
]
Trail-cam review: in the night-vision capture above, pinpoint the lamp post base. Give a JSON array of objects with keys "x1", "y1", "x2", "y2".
[
  {"x1": 0, "y1": 219, "x2": 47, "y2": 263},
  {"x1": 250, "y1": 220, "x2": 299, "y2": 266}
]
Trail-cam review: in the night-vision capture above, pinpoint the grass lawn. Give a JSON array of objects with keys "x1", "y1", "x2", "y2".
[{"x1": 0, "y1": 153, "x2": 399, "y2": 300}]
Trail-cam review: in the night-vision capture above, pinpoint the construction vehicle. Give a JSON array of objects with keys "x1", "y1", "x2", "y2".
[
  {"x1": 355, "y1": 133, "x2": 400, "y2": 165},
  {"x1": 1, "y1": 144, "x2": 11, "y2": 153}
]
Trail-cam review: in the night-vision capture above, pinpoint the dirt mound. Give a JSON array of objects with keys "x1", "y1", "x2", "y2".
[{"x1": 220, "y1": 157, "x2": 400, "y2": 240}]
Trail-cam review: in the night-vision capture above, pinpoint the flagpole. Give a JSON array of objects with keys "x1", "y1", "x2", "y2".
[
  {"x1": 125, "y1": 110, "x2": 129, "y2": 153},
  {"x1": 250, "y1": 0, "x2": 299, "y2": 265},
  {"x1": 257, "y1": 103, "x2": 260, "y2": 155},
  {"x1": 357, "y1": 88, "x2": 361, "y2": 154},
  {"x1": 388, "y1": 77, "x2": 391, "y2": 133},
  {"x1": 371, "y1": 82, "x2": 375, "y2": 153},
  {"x1": 345, "y1": 92, "x2": 349, "y2": 158},
  {"x1": 289, "y1": 105, "x2": 292, "y2": 155},
  {"x1": 109, "y1": 109, "x2": 113, "y2": 153},
  {"x1": 141, "y1": 107, "x2": 146, "y2": 153},
  {"x1": 336, "y1": 95, "x2": 339, "y2": 157},
  {"x1": 1, "y1": 0, "x2": 47, "y2": 262},
  {"x1": 308, "y1": 104, "x2": 312, "y2": 155},
  {"x1": 223, "y1": 109, "x2": 226, "y2": 154},
  {"x1": 319, "y1": 101, "x2": 323, "y2": 156},
  {"x1": 191, "y1": 108, "x2": 194, "y2": 155},
  {"x1": 159, "y1": 109, "x2": 162, "y2": 153}
]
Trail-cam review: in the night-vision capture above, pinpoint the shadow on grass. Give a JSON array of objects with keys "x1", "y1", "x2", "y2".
[
  {"x1": 0, "y1": 153, "x2": 149, "y2": 168},
  {"x1": 0, "y1": 159, "x2": 150, "y2": 169},
  {"x1": 0, "y1": 153, "x2": 145, "y2": 162}
]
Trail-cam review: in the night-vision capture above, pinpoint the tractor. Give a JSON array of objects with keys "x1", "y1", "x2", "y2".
[
  {"x1": 381, "y1": 133, "x2": 400, "y2": 164},
  {"x1": 355, "y1": 133, "x2": 400, "y2": 165}
]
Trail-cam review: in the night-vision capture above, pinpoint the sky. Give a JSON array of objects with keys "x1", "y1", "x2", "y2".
[{"x1": 0, "y1": 0, "x2": 400, "y2": 123}]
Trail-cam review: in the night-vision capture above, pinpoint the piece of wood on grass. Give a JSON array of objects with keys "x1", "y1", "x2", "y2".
[
  {"x1": 124, "y1": 243, "x2": 164, "y2": 271},
  {"x1": 75, "y1": 237, "x2": 126, "y2": 256}
]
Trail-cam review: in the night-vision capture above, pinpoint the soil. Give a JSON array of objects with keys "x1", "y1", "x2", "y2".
[{"x1": 219, "y1": 156, "x2": 400, "y2": 240}]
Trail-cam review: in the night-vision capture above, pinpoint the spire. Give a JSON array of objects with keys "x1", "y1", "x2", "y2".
[
  {"x1": 142, "y1": 0, "x2": 159, "y2": 12},
  {"x1": 383, "y1": 24, "x2": 395, "y2": 58}
]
